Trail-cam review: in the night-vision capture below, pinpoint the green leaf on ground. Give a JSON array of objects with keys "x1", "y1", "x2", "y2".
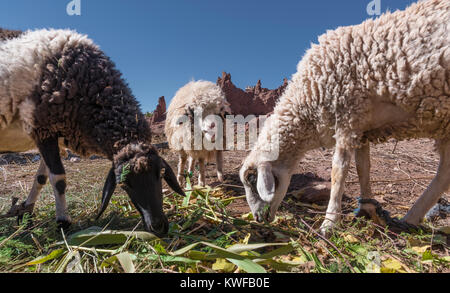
[
  {"x1": 26, "y1": 249, "x2": 65, "y2": 266},
  {"x1": 68, "y1": 227, "x2": 158, "y2": 246},
  {"x1": 101, "y1": 252, "x2": 136, "y2": 273}
]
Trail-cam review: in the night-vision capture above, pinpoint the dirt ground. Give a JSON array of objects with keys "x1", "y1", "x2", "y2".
[
  {"x1": 1, "y1": 136, "x2": 449, "y2": 229},
  {"x1": 162, "y1": 137, "x2": 450, "y2": 228}
]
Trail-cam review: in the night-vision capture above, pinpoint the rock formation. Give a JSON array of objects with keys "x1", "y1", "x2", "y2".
[
  {"x1": 216, "y1": 72, "x2": 288, "y2": 116},
  {"x1": 146, "y1": 96, "x2": 166, "y2": 135},
  {"x1": 150, "y1": 96, "x2": 167, "y2": 124}
]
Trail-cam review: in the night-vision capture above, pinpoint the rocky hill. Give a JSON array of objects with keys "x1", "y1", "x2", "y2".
[{"x1": 216, "y1": 72, "x2": 288, "y2": 116}]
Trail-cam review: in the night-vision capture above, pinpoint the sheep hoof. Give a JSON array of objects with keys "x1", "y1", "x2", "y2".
[
  {"x1": 0, "y1": 198, "x2": 35, "y2": 226},
  {"x1": 319, "y1": 220, "x2": 336, "y2": 237},
  {"x1": 388, "y1": 218, "x2": 425, "y2": 234},
  {"x1": 355, "y1": 198, "x2": 426, "y2": 233},
  {"x1": 355, "y1": 198, "x2": 388, "y2": 226},
  {"x1": 57, "y1": 219, "x2": 72, "y2": 231}
]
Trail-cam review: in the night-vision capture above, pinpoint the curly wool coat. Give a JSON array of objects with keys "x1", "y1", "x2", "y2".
[
  {"x1": 249, "y1": 0, "x2": 449, "y2": 166},
  {"x1": 165, "y1": 80, "x2": 231, "y2": 186},
  {"x1": 0, "y1": 29, "x2": 184, "y2": 235},
  {"x1": 240, "y1": 0, "x2": 449, "y2": 230},
  {"x1": 165, "y1": 80, "x2": 230, "y2": 161},
  {"x1": 0, "y1": 28, "x2": 151, "y2": 158}
]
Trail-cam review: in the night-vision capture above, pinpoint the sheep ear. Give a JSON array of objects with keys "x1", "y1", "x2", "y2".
[
  {"x1": 96, "y1": 167, "x2": 117, "y2": 220},
  {"x1": 161, "y1": 158, "x2": 185, "y2": 196},
  {"x1": 257, "y1": 164, "x2": 275, "y2": 202}
]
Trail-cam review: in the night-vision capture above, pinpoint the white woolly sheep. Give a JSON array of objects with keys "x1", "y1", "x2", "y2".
[
  {"x1": 240, "y1": 0, "x2": 450, "y2": 235},
  {"x1": 165, "y1": 80, "x2": 231, "y2": 186},
  {"x1": 0, "y1": 28, "x2": 184, "y2": 236}
]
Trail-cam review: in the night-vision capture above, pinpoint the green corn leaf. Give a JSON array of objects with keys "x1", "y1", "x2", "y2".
[
  {"x1": 26, "y1": 249, "x2": 65, "y2": 266},
  {"x1": 182, "y1": 176, "x2": 193, "y2": 207},
  {"x1": 68, "y1": 227, "x2": 158, "y2": 246},
  {"x1": 226, "y1": 243, "x2": 290, "y2": 255},
  {"x1": 171, "y1": 241, "x2": 246, "y2": 260},
  {"x1": 120, "y1": 163, "x2": 130, "y2": 183},
  {"x1": 101, "y1": 252, "x2": 136, "y2": 273},
  {"x1": 254, "y1": 259, "x2": 297, "y2": 272},
  {"x1": 227, "y1": 258, "x2": 266, "y2": 273},
  {"x1": 55, "y1": 251, "x2": 78, "y2": 273},
  {"x1": 146, "y1": 255, "x2": 200, "y2": 264}
]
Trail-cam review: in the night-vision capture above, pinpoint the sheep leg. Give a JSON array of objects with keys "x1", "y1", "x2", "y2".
[
  {"x1": 198, "y1": 158, "x2": 206, "y2": 187},
  {"x1": 177, "y1": 152, "x2": 187, "y2": 185},
  {"x1": 188, "y1": 157, "x2": 196, "y2": 175},
  {"x1": 37, "y1": 137, "x2": 71, "y2": 230},
  {"x1": 320, "y1": 144, "x2": 352, "y2": 235},
  {"x1": 355, "y1": 143, "x2": 372, "y2": 198},
  {"x1": 12, "y1": 159, "x2": 49, "y2": 225},
  {"x1": 403, "y1": 139, "x2": 450, "y2": 225},
  {"x1": 24, "y1": 159, "x2": 48, "y2": 208},
  {"x1": 354, "y1": 143, "x2": 385, "y2": 224},
  {"x1": 216, "y1": 151, "x2": 224, "y2": 182}
]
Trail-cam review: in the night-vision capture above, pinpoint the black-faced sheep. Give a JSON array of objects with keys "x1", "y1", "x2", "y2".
[
  {"x1": 240, "y1": 0, "x2": 450, "y2": 235},
  {"x1": 0, "y1": 28, "x2": 184, "y2": 236},
  {"x1": 165, "y1": 80, "x2": 231, "y2": 186}
]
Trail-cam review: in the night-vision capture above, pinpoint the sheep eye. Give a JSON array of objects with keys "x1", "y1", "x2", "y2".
[
  {"x1": 245, "y1": 169, "x2": 257, "y2": 186},
  {"x1": 248, "y1": 174, "x2": 256, "y2": 186}
]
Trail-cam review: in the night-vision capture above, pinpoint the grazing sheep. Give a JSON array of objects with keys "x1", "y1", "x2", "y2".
[
  {"x1": 0, "y1": 28, "x2": 184, "y2": 236},
  {"x1": 165, "y1": 80, "x2": 231, "y2": 186},
  {"x1": 240, "y1": 0, "x2": 450, "y2": 235}
]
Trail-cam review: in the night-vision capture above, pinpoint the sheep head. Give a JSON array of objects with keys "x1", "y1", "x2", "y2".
[
  {"x1": 183, "y1": 100, "x2": 232, "y2": 144},
  {"x1": 97, "y1": 143, "x2": 184, "y2": 237},
  {"x1": 239, "y1": 155, "x2": 292, "y2": 223}
]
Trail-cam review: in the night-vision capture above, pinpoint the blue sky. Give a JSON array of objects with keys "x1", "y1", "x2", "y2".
[{"x1": 1, "y1": 0, "x2": 416, "y2": 112}]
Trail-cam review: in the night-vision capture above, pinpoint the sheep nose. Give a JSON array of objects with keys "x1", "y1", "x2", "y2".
[{"x1": 150, "y1": 217, "x2": 169, "y2": 237}]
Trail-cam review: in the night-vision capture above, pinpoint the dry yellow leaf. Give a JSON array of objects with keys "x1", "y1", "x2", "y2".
[
  {"x1": 411, "y1": 245, "x2": 430, "y2": 255},
  {"x1": 212, "y1": 258, "x2": 236, "y2": 273},
  {"x1": 241, "y1": 212, "x2": 254, "y2": 221},
  {"x1": 242, "y1": 233, "x2": 251, "y2": 245},
  {"x1": 343, "y1": 234, "x2": 359, "y2": 243},
  {"x1": 381, "y1": 258, "x2": 408, "y2": 273}
]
